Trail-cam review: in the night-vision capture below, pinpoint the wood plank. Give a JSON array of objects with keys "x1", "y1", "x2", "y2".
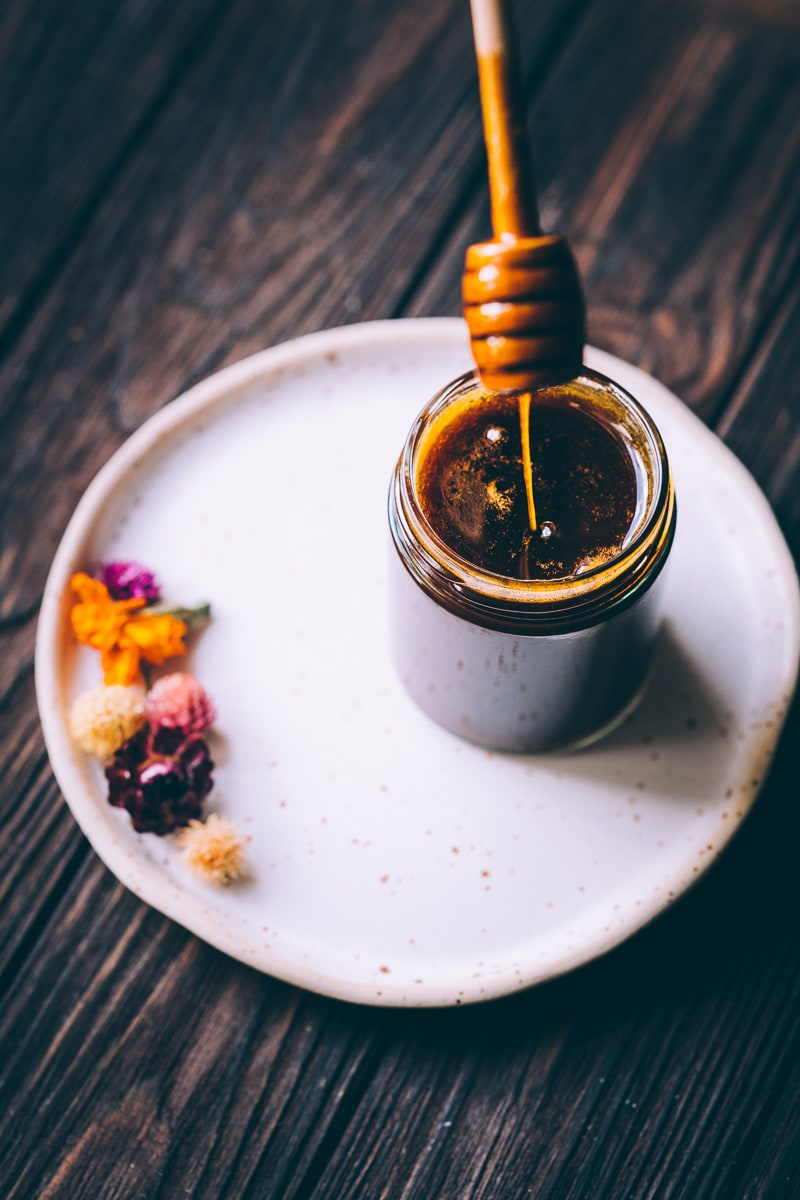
[
  {"x1": 286, "y1": 720, "x2": 800, "y2": 1200},
  {"x1": 0, "y1": 674, "x2": 88, "y2": 993},
  {"x1": 0, "y1": 0, "x2": 226, "y2": 346},
  {"x1": 2, "y1": 0, "x2": 799, "y2": 1196},
  {"x1": 2, "y1": 714, "x2": 798, "y2": 1199},
  {"x1": 0, "y1": 862, "x2": 385, "y2": 1200},
  {"x1": 0, "y1": 1, "x2": 591, "y2": 1196},
  {"x1": 0, "y1": 0, "x2": 585, "y2": 628},
  {"x1": 408, "y1": 0, "x2": 800, "y2": 428},
  {"x1": 715, "y1": 285, "x2": 800, "y2": 560}
]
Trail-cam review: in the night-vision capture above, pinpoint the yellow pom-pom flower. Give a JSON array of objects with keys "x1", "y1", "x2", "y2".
[
  {"x1": 69, "y1": 684, "x2": 146, "y2": 759},
  {"x1": 176, "y1": 814, "x2": 247, "y2": 885}
]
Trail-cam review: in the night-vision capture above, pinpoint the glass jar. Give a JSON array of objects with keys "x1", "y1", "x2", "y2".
[{"x1": 387, "y1": 368, "x2": 676, "y2": 753}]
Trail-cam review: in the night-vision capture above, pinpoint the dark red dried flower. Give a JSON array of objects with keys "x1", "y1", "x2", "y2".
[{"x1": 106, "y1": 724, "x2": 214, "y2": 835}]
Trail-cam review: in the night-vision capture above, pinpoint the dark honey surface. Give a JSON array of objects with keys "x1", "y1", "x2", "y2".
[{"x1": 417, "y1": 393, "x2": 637, "y2": 580}]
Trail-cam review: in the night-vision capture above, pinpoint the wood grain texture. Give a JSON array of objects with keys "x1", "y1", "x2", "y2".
[
  {"x1": 0, "y1": 0, "x2": 583, "y2": 626},
  {"x1": 0, "y1": 0, "x2": 227, "y2": 346},
  {"x1": 410, "y1": 0, "x2": 800, "y2": 424},
  {"x1": 1, "y1": 0, "x2": 799, "y2": 1196},
  {"x1": 716, "y1": 284, "x2": 800, "y2": 560}
]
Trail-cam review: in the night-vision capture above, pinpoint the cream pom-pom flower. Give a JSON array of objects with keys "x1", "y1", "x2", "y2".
[
  {"x1": 176, "y1": 814, "x2": 247, "y2": 885},
  {"x1": 69, "y1": 684, "x2": 146, "y2": 759}
]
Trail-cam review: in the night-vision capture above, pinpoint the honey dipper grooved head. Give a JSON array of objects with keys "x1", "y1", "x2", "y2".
[{"x1": 463, "y1": 234, "x2": 585, "y2": 392}]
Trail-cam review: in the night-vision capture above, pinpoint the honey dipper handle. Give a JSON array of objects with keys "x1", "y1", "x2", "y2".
[{"x1": 470, "y1": 0, "x2": 540, "y2": 238}]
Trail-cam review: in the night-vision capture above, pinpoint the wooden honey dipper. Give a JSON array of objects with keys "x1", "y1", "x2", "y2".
[{"x1": 463, "y1": 0, "x2": 585, "y2": 396}]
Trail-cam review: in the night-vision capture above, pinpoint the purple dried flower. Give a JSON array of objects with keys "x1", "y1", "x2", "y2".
[
  {"x1": 106, "y1": 724, "x2": 214, "y2": 835},
  {"x1": 101, "y1": 560, "x2": 161, "y2": 602}
]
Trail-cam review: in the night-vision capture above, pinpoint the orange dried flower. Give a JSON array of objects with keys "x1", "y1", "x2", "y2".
[{"x1": 70, "y1": 572, "x2": 187, "y2": 686}]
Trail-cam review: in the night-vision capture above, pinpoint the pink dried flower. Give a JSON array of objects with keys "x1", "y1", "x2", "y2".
[
  {"x1": 146, "y1": 672, "x2": 216, "y2": 735},
  {"x1": 101, "y1": 561, "x2": 160, "y2": 601}
]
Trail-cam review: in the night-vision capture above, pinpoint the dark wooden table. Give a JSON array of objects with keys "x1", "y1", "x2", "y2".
[{"x1": 3, "y1": 0, "x2": 799, "y2": 1195}]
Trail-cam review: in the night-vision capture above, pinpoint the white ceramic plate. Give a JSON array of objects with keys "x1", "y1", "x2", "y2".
[{"x1": 36, "y1": 319, "x2": 800, "y2": 1006}]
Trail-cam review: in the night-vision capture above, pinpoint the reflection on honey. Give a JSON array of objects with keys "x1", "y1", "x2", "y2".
[{"x1": 416, "y1": 388, "x2": 636, "y2": 581}]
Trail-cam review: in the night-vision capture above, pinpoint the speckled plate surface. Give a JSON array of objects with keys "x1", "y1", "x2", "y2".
[{"x1": 36, "y1": 319, "x2": 800, "y2": 1006}]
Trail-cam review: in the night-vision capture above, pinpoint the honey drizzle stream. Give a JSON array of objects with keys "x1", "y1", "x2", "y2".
[{"x1": 519, "y1": 391, "x2": 538, "y2": 532}]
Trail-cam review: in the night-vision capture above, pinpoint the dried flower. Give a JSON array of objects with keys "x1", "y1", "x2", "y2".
[
  {"x1": 106, "y1": 724, "x2": 214, "y2": 834},
  {"x1": 101, "y1": 560, "x2": 160, "y2": 602},
  {"x1": 69, "y1": 684, "x2": 146, "y2": 759},
  {"x1": 70, "y1": 573, "x2": 187, "y2": 686},
  {"x1": 177, "y1": 815, "x2": 247, "y2": 885},
  {"x1": 146, "y1": 672, "x2": 216, "y2": 735}
]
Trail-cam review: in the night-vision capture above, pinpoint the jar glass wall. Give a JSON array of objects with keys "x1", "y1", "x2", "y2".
[{"x1": 388, "y1": 368, "x2": 676, "y2": 752}]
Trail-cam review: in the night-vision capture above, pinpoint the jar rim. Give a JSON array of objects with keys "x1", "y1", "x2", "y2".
[{"x1": 389, "y1": 367, "x2": 676, "y2": 632}]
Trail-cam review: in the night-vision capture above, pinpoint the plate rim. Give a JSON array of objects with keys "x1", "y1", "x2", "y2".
[{"x1": 35, "y1": 318, "x2": 800, "y2": 1006}]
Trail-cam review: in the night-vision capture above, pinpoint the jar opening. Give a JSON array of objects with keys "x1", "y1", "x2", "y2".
[{"x1": 389, "y1": 368, "x2": 676, "y2": 633}]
